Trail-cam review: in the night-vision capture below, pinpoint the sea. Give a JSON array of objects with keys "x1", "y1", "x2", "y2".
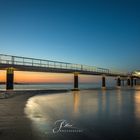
[
  {"x1": 0, "y1": 81, "x2": 118, "y2": 90},
  {"x1": 5, "y1": 82, "x2": 138, "y2": 140}
]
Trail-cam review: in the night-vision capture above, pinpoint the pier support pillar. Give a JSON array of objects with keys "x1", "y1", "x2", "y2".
[
  {"x1": 73, "y1": 73, "x2": 79, "y2": 91},
  {"x1": 117, "y1": 77, "x2": 121, "y2": 87},
  {"x1": 127, "y1": 78, "x2": 131, "y2": 86},
  {"x1": 102, "y1": 76, "x2": 106, "y2": 88},
  {"x1": 6, "y1": 67, "x2": 14, "y2": 90},
  {"x1": 131, "y1": 77, "x2": 133, "y2": 87}
]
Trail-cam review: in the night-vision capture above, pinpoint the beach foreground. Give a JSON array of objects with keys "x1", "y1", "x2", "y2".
[
  {"x1": 1, "y1": 88, "x2": 140, "y2": 140},
  {"x1": 0, "y1": 92, "x2": 36, "y2": 140},
  {"x1": 0, "y1": 90, "x2": 68, "y2": 140}
]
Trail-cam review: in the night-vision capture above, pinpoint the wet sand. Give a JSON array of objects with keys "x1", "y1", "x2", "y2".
[{"x1": 0, "y1": 90, "x2": 68, "y2": 140}]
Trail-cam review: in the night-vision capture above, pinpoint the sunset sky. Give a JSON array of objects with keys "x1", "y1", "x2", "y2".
[
  {"x1": 0, "y1": 0, "x2": 140, "y2": 83},
  {"x1": 0, "y1": 70, "x2": 102, "y2": 83}
]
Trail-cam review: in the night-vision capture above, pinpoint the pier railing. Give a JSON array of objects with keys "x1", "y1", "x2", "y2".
[{"x1": 0, "y1": 54, "x2": 126, "y2": 76}]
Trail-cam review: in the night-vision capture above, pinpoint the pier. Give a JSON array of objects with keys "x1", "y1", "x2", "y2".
[{"x1": 0, "y1": 54, "x2": 139, "y2": 90}]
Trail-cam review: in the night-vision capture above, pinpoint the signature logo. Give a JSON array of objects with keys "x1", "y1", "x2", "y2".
[{"x1": 53, "y1": 120, "x2": 83, "y2": 134}]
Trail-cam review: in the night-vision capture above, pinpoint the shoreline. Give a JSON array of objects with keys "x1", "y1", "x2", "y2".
[
  {"x1": 0, "y1": 88, "x2": 70, "y2": 139},
  {"x1": 0, "y1": 86, "x2": 139, "y2": 99},
  {"x1": 0, "y1": 89, "x2": 69, "y2": 99},
  {"x1": 0, "y1": 89, "x2": 70, "y2": 140}
]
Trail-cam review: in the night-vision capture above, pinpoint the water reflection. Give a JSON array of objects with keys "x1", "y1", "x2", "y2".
[
  {"x1": 73, "y1": 91, "x2": 80, "y2": 114},
  {"x1": 134, "y1": 90, "x2": 140, "y2": 120},
  {"x1": 24, "y1": 89, "x2": 140, "y2": 140}
]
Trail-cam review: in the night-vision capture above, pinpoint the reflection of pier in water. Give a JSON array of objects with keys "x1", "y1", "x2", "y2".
[
  {"x1": 72, "y1": 90, "x2": 136, "y2": 120},
  {"x1": 73, "y1": 91, "x2": 80, "y2": 114},
  {"x1": 134, "y1": 90, "x2": 140, "y2": 123}
]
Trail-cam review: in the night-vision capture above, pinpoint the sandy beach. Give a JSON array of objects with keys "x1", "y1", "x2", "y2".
[{"x1": 0, "y1": 90, "x2": 68, "y2": 140}]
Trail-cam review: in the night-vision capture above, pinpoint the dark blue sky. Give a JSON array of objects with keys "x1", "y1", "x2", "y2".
[{"x1": 0, "y1": 0, "x2": 140, "y2": 72}]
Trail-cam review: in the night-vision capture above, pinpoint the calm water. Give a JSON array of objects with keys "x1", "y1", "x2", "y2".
[
  {"x1": 0, "y1": 82, "x2": 117, "y2": 90},
  {"x1": 24, "y1": 87, "x2": 140, "y2": 140}
]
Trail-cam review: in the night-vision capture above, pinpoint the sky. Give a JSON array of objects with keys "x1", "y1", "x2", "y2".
[{"x1": 0, "y1": 0, "x2": 140, "y2": 83}]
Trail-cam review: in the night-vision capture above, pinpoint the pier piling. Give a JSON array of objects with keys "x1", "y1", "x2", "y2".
[
  {"x1": 117, "y1": 77, "x2": 121, "y2": 87},
  {"x1": 131, "y1": 77, "x2": 133, "y2": 87},
  {"x1": 102, "y1": 76, "x2": 106, "y2": 88},
  {"x1": 74, "y1": 73, "x2": 79, "y2": 91},
  {"x1": 6, "y1": 67, "x2": 14, "y2": 90},
  {"x1": 127, "y1": 78, "x2": 131, "y2": 86}
]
